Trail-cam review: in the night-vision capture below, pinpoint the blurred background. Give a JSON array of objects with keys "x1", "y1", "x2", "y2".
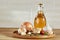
[{"x1": 0, "y1": 0, "x2": 60, "y2": 29}]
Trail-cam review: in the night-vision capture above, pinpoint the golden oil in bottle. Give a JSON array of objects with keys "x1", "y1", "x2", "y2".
[{"x1": 34, "y1": 3, "x2": 46, "y2": 28}]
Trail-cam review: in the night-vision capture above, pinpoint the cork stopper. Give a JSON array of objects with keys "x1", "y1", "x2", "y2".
[{"x1": 39, "y1": 3, "x2": 43, "y2": 7}]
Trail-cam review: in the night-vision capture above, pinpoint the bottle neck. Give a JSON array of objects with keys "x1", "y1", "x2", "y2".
[
  {"x1": 37, "y1": 5, "x2": 45, "y2": 17},
  {"x1": 38, "y1": 5, "x2": 43, "y2": 11},
  {"x1": 38, "y1": 5, "x2": 44, "y2": 14}
]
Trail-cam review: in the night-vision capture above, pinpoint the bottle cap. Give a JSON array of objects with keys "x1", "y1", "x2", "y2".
[{"x1": 39, "y1": 3, "x2": 43, "y2": 7}]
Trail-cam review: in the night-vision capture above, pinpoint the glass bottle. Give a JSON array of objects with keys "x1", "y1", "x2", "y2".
[{"x1": 34, "y1": 3, "x2": 46, "y2": 29}]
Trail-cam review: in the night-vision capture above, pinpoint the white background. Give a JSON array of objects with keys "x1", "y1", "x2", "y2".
[{"x1": 0, "y1": 0, "x2": 60, "y2": 29}]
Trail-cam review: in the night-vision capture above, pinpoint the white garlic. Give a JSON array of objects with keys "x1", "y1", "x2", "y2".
[
  {"x1": 28, "y1": 32, "x2": 31, "y2": 35},
  {"x1": 22, "y1": 28, "x2": 27, "y2": 32},
  {"x1": 18, "y1": 29, "x2": 22, "y2": 34},
  {"x1": 33, "y1": 28, "x2": 41, "y2": 33},
  {"x1": 37, "y1": 28, "x2": 41, "y2": 33},
  {"x1": 18, "y1": 28, "x2": 27, "y2": 34},
  {"x1": 21, "y1": 32, "x2": 26, "y2": 35},
  {"x1": 43, "y1": 24, "x2": 53, "y2": 34}
]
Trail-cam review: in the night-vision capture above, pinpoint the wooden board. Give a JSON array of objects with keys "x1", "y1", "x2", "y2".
[{"x1": 13, "y1": 31, "x2": 55, "y2": 39}]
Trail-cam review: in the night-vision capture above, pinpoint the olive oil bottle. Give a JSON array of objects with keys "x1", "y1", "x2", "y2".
[{"x1": 34, "y1": 3, "x2": 46, "y2": 28}]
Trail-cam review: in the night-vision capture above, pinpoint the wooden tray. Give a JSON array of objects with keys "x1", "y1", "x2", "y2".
[{"x1": 13, "y1": 31, "x2": 55, "y2": 39}]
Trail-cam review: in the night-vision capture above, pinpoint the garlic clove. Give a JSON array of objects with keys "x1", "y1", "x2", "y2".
[
  {"x1": 21, "y1": 32, "x2": 26, "y2": 35},
  {"x1": 37, "y1": 28, "x2": 41, "y2": 33},
  {"x1": 18, "y1": 28, "x2": 27, "y2": 34},
  {"x1": 28, "y1": 32, "x2": 31, "y2": 35},
  {"x1": 18, "y1": 29, "x2": 22, "y2": 34},
  {"x1": 33, "y1": 28, "x2": 41, "y2": 33}
]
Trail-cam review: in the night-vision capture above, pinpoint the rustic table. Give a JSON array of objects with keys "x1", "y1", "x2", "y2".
[{"x1": 0, "y1": 28, "x2": 60, "y2": 40}]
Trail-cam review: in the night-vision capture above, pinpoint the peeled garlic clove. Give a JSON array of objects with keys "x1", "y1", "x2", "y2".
[
  {"x1": 21, "y1": 32, "x2": 26, "y2": 35},
  {"x1": 28, "y1": 32, "x2": 31, "y2": 35}
]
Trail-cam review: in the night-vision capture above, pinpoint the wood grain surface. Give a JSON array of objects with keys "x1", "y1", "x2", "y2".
[{"x1": 0, "y1": 28, "x2": 60, "y2": 40}]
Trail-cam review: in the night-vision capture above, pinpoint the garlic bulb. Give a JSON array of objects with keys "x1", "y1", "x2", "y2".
[
  {"x1": 43, "y1": 24, "x2": 53, "y2": 34},
  {"x1": 21, "y1": 22, "x2": 33, "y2": 31},
  {"x1": 18, "y1": 28, "x2": 26, "y2": 35},
  {"x1": 18, "y1": 29, "x2": 22, "y2": 34}
]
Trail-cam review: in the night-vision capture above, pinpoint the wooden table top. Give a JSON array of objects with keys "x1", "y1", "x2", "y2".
[{"x1": 0, "y1": 28, "x2": 60, "y2": 40}]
